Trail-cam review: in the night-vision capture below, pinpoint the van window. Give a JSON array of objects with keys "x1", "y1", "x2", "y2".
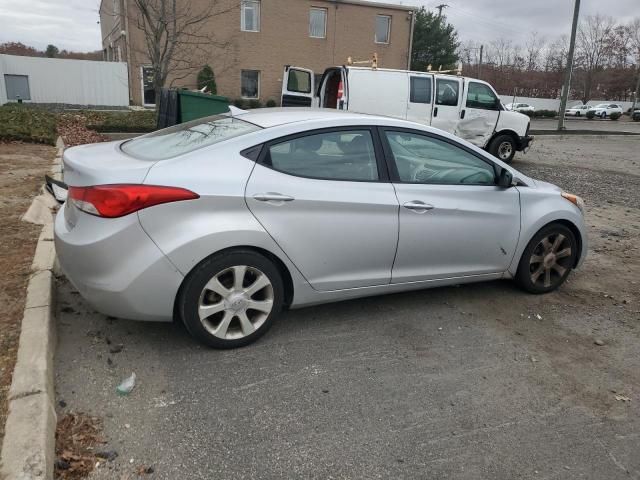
[
  {"x1": 265, "y1": 130, "x2": 379, "y2": 181},
  {"x1": 287, "y1": 69, "x2": 311, "y2": 94},
  {"x1": 466, "y1": 82, "x2": 499, "y2": 110},
  {"x1": 436, "y1": 79, "x2": 459, "y2": 106},
  {"x1": 410, "y1": 77, "x2": 431, "y2": 104}
]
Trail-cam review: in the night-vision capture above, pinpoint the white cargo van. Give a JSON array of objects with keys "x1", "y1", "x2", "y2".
[{"x1": 281, "y1": 65, "x2": 533, "y2": 163}]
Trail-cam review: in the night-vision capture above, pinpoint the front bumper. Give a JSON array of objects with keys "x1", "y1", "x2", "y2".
[
  {"x1": 54, "y1": 202, "x2": 183, "y2": 321},
  {"x1": 517, "y1": 135, "x2": 534, "y2": 152}
]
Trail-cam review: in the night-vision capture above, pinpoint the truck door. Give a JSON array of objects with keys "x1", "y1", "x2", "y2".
[
  {"x1": 455, "y1": 80, "x2": 500, "y2": 147},
  {"x1": 405, "y1": 74, "x2": 433, "y2": 125},
  {"x1": 431, "y1": 76, "x2": 462, "y2": 134},
  {"x1": 281, "y1": 66, "x2": 315, "y2": 107}
]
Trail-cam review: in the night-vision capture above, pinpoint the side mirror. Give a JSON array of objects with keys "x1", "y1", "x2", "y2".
[{"x1": 497, "y1": 168, "x2": 514, "y2": 188}]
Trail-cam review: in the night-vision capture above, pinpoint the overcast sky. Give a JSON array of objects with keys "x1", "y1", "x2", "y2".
[{"x1": 0, "y1": 0, "x2": 637, "y2": 52}]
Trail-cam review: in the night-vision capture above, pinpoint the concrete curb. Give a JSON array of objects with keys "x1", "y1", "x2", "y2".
[{"x1": 0, "y1": 140, "x2": 63, "y2": 480}]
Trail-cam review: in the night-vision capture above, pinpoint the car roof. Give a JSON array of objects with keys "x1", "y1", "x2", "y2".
[{"x1": 235, "y1": 107, "x2": 418, "y2": 129}]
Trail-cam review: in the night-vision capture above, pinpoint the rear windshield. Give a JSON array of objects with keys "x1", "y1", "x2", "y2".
[{"x1": 121, "y1": 115, "x2": 261, "y2": 160}]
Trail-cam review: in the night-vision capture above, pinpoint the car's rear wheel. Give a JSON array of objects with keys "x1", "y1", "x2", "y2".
[
  {"x1": 178, "y1": 250, "x2": 284, "y2": 348},
  {"x1": 576, "y1": 111, "x2": 581, "y2": 117},
  {"x1": 516, "y1": 224, "x2": 577, "y2": 294},
  {"x1": 489, "y1": 134, "x2": 516, "y2": 163}
]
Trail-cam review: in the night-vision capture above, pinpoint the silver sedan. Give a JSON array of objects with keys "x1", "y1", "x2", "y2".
[{"x1": 54, "y1": 109, "x2": 587, "y2": 348}]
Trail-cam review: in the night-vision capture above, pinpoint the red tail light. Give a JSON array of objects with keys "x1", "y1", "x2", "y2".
[{"x1": 68, "y1": 185, "x2": 199, "y2": 218}]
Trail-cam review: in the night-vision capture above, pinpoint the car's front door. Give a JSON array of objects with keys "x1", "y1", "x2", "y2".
[
  {"x1": 456, "y1": 81, "x2": 500, "y2": 147},
  {"x1": 245, "y1": 128, "x2": 399, "y2": 291},
  {"x1": 380, "y1": 128, "x2": 521, "y2": 283},
  {"x1": 430, "y1": 76, "x2": 463, "y2": 134}
]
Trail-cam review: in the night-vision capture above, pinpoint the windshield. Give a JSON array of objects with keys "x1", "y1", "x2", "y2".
[{"x1": 121, "y1": 115, "x2": 261, "y2": 160}]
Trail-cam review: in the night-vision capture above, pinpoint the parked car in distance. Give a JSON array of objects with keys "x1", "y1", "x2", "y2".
[
  {"x1": 505, "y1": 103, "x2": 535, "y2": 113},
  {"x1": 281, "y1": 65, "x2": 532, "y2": 163},
  {"x1": 632, "y1": 109, "x2": 640, "y2": 122},
  {"x1": 565, "y1": 104, "x2": 591, "y2": 117},
  {"x1": 588, "y1": 103, "x2": 623, "y2": 118},
  {"x1": 54, "y1": 109, "x2": 587, "y2": 349}
]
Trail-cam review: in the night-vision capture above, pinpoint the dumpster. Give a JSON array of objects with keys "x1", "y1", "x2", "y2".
[
  {"x1": 178, "y1": 90, "x2": 230, "y2": 122},
  {"x1": 157, "y1": 89, "x2": 230, "y2": 129}
]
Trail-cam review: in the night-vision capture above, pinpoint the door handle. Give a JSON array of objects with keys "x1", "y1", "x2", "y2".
[
  {"x1": 433, "y1": 107, "x2": 438, "y2": 117},
  {"x1": 460, "y1": 109, "x2": 466, "y2": 119},
  {"x1": 253, "y1": 193, "x2": 295, "y2": 202},
  {"x1": 403, "y1": 201, "x2": 434, "y2": 213}
]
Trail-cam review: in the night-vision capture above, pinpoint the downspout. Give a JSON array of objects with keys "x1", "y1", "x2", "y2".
[
  {"x1": 123, "y1": 0, "x2": 133, "y2": 105},
  {"x1": 407, "y1": 10, "x2": 415, "y2": 70}
]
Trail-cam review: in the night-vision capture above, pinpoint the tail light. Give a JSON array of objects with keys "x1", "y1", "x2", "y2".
[{"x1": 68, "y1": 184, "x2": 199, "y2": 218}]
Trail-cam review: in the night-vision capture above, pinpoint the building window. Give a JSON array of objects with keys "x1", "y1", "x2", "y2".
[
  {"x1": 241, "y1": 0, "x2": 260, "y2": 32},
  {"x1": 141, "y1": 66, "x2": 155, "y2": 106},
  {"x1": 375, "y1": 15, "x2": 391, "y2": 44},
  {"x1": 309, "y1": 8, "x2": 327, "y2": 38},
  {"x1": 4, "y1": 74, "x2": 31, "y2": 101},
  {"x1": 241, "y1": 70, "x2": 260, "y2": 98}
]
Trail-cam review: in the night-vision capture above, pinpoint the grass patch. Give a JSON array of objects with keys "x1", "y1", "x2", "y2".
[{"x1": 0, "y1": 104, "x2": 157, "y2": 145}]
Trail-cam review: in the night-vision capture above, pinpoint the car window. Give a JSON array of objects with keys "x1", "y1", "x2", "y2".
[
  {"x1": 265, "y1": 130, "x2": 379, "y2": 181},
  {"x1": 436, "y1": 79, "x2": 459, "y2": 106},
  {"x1": 466, "y1": 82, "x2": 499, "y2": 110},
  {"x1": 384, "y1": 131, "x2": 495, "y2": 185},
  {"x1": 121, "y1": 115, "x2": 261, "y2": 161},
  {"x1": 409, "y1": 76, "x2": 431, "y2": 104}
]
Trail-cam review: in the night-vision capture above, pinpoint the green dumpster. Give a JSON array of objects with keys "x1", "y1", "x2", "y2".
[{"x1": 177, "y1": 90, "x2": 230, "y2": 123}]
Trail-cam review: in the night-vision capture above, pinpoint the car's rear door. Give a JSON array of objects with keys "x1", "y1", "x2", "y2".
[
  {"x1": 380, "y1": 128, "x2": 520, "y2": 283},
  {"x1": 245, "y1": 127, "x2": 399, "y2": 291},
  {"x1": 281, "y1": 66, "x2": 315, "y2": 107}
]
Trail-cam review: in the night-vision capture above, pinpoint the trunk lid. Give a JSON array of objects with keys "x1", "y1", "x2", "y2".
[{"x1": 62, "y1": 140, "x2": 155, "y2": 187}]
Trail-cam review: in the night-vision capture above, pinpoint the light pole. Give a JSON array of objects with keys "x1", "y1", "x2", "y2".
[{"x1": 558, "y1": 0, "x2": 581, "y2": 131}]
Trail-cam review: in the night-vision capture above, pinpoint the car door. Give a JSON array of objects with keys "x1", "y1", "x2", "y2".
[
  {"x1": 456, "y1": 81, "x2": 500, "y2": 147},
  {"x1": 380, "y1": 128, "x2": 521, "y2": 283},
  {"x1": 281, "y1": 66, "x2": 315, "y2": 107},
  {"x1": 405, "y1": 74, "x2": 433, "y2": 125},
  {"x1": 245, "y1": 127, "x2": 399, "y2": 291},
  {"x1": 430, "y1": 76, "x2": 463, "y2": 134}
]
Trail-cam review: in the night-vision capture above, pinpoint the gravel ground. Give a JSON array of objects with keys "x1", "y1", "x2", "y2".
[
  {"x1": 55, "y1": 135, "x2": 640, "y2": 480},
  {"x1": 0, "y1": 142, "x2": 55, "y2": 444}
]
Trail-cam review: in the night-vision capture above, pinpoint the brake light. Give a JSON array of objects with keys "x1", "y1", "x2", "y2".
[{"x1": 68, "y1": 185, "x2": 199, "y2": 218}]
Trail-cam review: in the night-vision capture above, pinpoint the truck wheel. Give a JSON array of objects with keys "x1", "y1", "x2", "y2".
[{"x1": 489, "y1": 135, "x2": 516, "y2": 163}]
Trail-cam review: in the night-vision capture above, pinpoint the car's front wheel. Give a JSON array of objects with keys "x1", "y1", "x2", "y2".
[
  {"x1": 178, "y1": 250, "x2": 284, "y2": 348},
  {"x1": 516, "y1": 223, "x2": 577, "y2": 294}
]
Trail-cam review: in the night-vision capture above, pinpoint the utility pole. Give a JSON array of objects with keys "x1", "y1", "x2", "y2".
[
  {"x1": 478, "y1": 44, "x2": 483, "y2": 78},
  {"x1": 558, "y1": 0, "x2": 580, "y2": 131},
  {"x1": 633, "y1": 67, "x2": 640, "y2": 112},
  {"x1": 435, "y1": 4, "x2": 448, "y2": 17}
]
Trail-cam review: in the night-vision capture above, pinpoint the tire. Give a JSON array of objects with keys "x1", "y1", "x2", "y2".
[
  {"x1": 178, "y1": 250, "x2": 284, "y2": 348},
  {"x1": 575, "y1": 111, "x2": 580, "y2": 117},
  {"x1": 601, "y1": 112, "x2": 607, "y2": 119},
  {"x1": 515, "y1": 223, "x2": 577, "y2": 294},
  {"x1": 488, "y1": 134, "x2": 516, "y2": 163}
]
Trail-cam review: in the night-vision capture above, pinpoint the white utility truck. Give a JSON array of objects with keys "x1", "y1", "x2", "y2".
[{"x1": 281, "y1": 64, "x2": 533, "y2": 163}]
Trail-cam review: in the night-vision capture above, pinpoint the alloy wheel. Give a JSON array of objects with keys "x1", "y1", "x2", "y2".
[
  {"x1": 528, "y1": 233, "x2": 573, "y2": 288},
  {"x1": 197, "y1": 265, "x2": 274, "y2": 340}
]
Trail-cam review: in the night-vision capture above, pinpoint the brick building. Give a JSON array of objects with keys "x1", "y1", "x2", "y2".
[{"x1": 99, "y1": 0, "x2": 415, "y2": 106}]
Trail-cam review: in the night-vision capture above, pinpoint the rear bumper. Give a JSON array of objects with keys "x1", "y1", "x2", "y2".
[
  {"x1": 54, "y1": 203, "x2": 183, "y2": 321},
  {"x1": 517, "y1": 135, "x2": 534, "y2": 152}
]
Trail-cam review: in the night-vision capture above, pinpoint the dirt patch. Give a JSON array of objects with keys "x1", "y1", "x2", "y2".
[
  {"x1": 0, "y1": 141, "x2": 55, "y2": 443},
  {"x1": 55, "y1": 412, "x2": 105, "y2": 479}
]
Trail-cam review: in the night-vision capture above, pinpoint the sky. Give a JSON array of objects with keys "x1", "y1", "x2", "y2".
[{"x1": 0, "y1": 0, "x2": 638, "y2": 52}]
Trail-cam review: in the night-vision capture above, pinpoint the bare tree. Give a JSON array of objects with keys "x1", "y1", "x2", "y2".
[
  {"x1": 490, "y1": 37, "x2": 513, "y2": 70},
  {"x1": 525, "y1": 32, "x2": 545, "y2": 71},
  {"x1": 131, "y1": 0, "x2": 236, "y2": 102},
  {"x1": 576, "y1": 14, "x2": 616, "y2": 102}
]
